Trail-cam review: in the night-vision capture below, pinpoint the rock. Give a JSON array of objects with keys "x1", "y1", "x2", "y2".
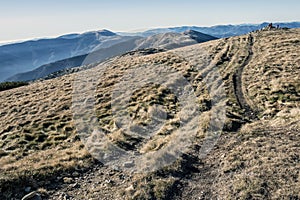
[
  {"x1": 71, "y1": 182, "x2": 80, "y2": 188},
  {"x1": 104, "y1": 179, "x2": 115, "y2": 186},
  {"x1": 58, "y1": 192, "x2": 70, "y2": 200},
  {"x1": 24, "y1": 186, "x2": 31, "y2": 193},
  {"x1": 123, "y1": 161, "x2": 135, "y2": 168},
  {"x1": 125, "y1": 185, "x2": 134, "y2": 192},
  {"x1": 72, "y1": 171, "x2": 80, "y2": 177},
  {"x1": 63, "y1": 177, "x2": 74, "y2": 184},
  {"x1": 105, "y1": 179, "x2": 112, "y2": 184},
  {"x1": 21, "y1": 191, "x2": 42, "y2": 200},
  {"x1": 112, "y1": 166, "x2": 120, "y2": 171}
]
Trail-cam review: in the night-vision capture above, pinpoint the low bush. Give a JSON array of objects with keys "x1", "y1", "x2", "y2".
[{"x1": 0, "y1": 81, "x2": 29, "y2": 92}]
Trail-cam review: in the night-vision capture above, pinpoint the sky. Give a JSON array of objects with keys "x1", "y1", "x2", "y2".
[{"x1": 1, "y1": 0, "x2": 299, "y2": 43}]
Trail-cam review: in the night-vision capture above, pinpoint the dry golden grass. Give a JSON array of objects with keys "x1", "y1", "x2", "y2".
[
  {"x1": 244, "y1": 29, "x2": 300, "y2": 117},
  {"x1": 0, "y1": 75, "x2": 95, "y2": 198},
  {"x1": 215, "y1": 112, "x2": 300, "y2": 199}
]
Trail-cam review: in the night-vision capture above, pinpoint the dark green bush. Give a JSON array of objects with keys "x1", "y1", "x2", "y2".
[{"x1": 0, "y1": 81, "x2": 29, "y2": 92}]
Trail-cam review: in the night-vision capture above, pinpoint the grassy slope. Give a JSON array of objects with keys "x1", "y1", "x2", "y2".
[{"x1": 0, "y1": 29, "x2": 299, "y2": 199}]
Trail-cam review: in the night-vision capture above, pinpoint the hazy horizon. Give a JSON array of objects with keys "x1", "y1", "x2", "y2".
[
  {"x1": 1, "y1": 20, "x2": 298, "y2": 45},
  {"x1": 1, "y1": 0, "x2": 300, "y2": 43}
]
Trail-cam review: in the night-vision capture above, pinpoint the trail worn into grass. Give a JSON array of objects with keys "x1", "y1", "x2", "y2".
[{"x1": 232, "y1": 34, "x2": 258, "y2": 121}]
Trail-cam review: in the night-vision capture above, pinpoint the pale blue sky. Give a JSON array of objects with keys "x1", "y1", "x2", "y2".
[{"x1": 1, "y1": 0, "x2": 299, "y2": 42}]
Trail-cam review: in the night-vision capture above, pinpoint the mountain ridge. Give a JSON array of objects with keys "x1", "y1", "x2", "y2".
[
  {"x1": 120, "y1": 22, "x2": 300, "y2": 37},
  {"x1": 0, "y1": 31, "x2": 139, "y2": 81},
  {"x1": 2, "y1": 22, "x2": 299, "y2": 82},
  {"x1": 6, "y1": 30, "x2": 217, "y2": 82}
]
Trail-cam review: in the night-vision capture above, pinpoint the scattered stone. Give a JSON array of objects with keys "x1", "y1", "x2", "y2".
[
  {"x1": 72, "y1": 171, "x2": 80, "y2": 177},
  {"x1": 123, "y1": 161, "x2": 135, "y2": 168},
  {"x1": 71, "y1": 182, "x2": 80, "y2": 188},
  {"x1": 108, "y1": 171, "x2": 115, "y2": 176},
  {"x1": 58, "y1": 192, "x2": 70, "y2": 200},
  {"x1": 125, "y1": 185, "x2": 134, "y2": 192},
  {"x1": 112, "y1": 166, "x2": 120, "y2": 171},
  {"x1": 24, "y1": 186, "x2": 31, "y2": 193},
  {"x1": 105, "y1": 179, "x2": 115, "y2": 186},
  {"x1": 63, "y1": 177, "x2": 74, "y2": 184},
  {"x1": 21, "y1": 191, "x2": 42, "y2": 200}
]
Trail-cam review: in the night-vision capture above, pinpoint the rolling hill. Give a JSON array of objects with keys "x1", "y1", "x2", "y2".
[{"x1": 0, "y1": 28, "x2": 299, "y2": 200}]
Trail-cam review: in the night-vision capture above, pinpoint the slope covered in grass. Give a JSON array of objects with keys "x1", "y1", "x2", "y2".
[{"x1": 0, "y1": 28, "x2": 299, "y2": 199}]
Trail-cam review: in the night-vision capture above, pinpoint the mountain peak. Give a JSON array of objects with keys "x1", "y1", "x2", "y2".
[
  {"x1": 96, "y1": 29, "x2": 117, "y2": 36},
  {"x1": 183, "y1": 29, "x2": 199, "y2": 34},
  {"x1": 183, "y1": 29, "x2": 218, "y2": 42}
]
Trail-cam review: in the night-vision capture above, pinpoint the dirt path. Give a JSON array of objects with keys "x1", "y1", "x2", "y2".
[
  {"x1": 165, "y1": 42, "x2": 229, "y2": 200},
  {"x1": 171, "y1": 145, "x2": 221, "y2": 200},
  {"x1": 47, "y1": 163, "x2": 132, "y2": 200},
  {"x1": 232, "y1": 34, "x2": 257, "y2": 120},
  {"x1": 170, "y1": 34, "x2": 258, "y2": 200}
]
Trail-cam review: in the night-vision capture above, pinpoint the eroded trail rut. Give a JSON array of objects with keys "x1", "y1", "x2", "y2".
[
  {"x1": 173, "y1": 34, "x2": 259, "y2": 199},
  {"x1": 232, "y1": 34, "x2": 257, "y2": 120}
]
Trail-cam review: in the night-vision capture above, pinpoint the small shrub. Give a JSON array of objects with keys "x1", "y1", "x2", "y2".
[{"x1": 0, "y1": 81, "x2": 29, "y2": 92}]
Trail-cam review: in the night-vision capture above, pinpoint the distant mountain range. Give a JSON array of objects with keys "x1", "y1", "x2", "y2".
[
  {"x1": 120, "y1": 22, "x2": 300, "y2": 38},
  {"x1": 1, "y1": 22, "x2": 300, "y2": 82},
  {"x1": 6, "y1": 30, "x2": 217, "y2": 82},
  {"x1": 0, "y1": 30, "x2": 139, "y2": 81}
]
